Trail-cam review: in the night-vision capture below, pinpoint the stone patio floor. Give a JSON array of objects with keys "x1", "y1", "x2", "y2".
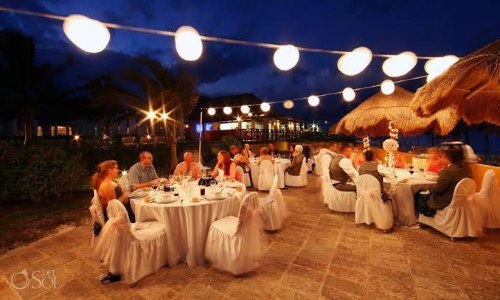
[{"x1": 1, "y1": 175, "x2": 499, "y2": 299}]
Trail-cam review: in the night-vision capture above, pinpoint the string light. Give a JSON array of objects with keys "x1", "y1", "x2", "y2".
[
  {"x1": 63, "y1": 15, "x2": 110, "y2": 53},
  {"x1": 207, "y1": 107, "x2": 216, "y2": 115},
  {"x1": 146, "y1": 111, "x2": 156, "y2": 120},
  {"x1": 121, "y1": 170, "x2": 128, "y2": 176},
  {"x1": 260, "y1": 102, "x2": 271, "y2": 112},
  {"x1": 343, "y1": 87, "x2": 356, "y2": 102},
  {"x1": 240, "y1": 105, "x2": 250, "y2": 114},
  {"x1": 223, "y1": 106, "x2": 232, "y2": 115},
  {"x1": 337, "y1": 47, "x2": 372, "y2": 76},
  {"x1": 73, "y1": 134, "x2": 81, "y2": 141},
  {"x1": 307, "y1": 95, "x2": 320, "y2": 107},
  {"x1": 175, "y1": 26, "x2": 203, "y2": 61},
  {"x1": 382, "y1": 51, "x2": 417, "y2": 77},
  {"x1": 273, "y1": 44, "x2": 300, "y2": 71},
  {"x1": 160, "y1": 112, "x2": 169, "y2": 120},
  {"x1": 381, "y1": 79, "x2": 395, "y2": 95},
  {"x1": 283, "y1": 100, "x2": 294, "y2": 109},
  {"x1": 424, "y1": 55, "x2": 459, "y2": 80}
]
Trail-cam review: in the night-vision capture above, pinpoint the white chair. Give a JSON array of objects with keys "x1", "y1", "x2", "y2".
[
  {"x1": 419, "y1": 178, "x2": 482, "y2": 240},
  {"x1": 260, "y1": 175, "x2": 287, "y2": 231},
  {"x1": 285, "y1": 158, "x2": 308, "y2": 187},
  {"x1": 205, "y1": 192, "x2": 263, "y2": 275},
  {"x1": 89, "y1": 190, "x2": 106, "y2": 247},
  {"x1": 119, "y1": 173, "x2": 131, "y2": 192},
  {"x1": 355, "y1": 175, "x2": 393, "y2": 231},
  {"x1": 306, "y1": 158, "x2": 315, "y2": 172},
  {"x1": 94, "y1": 200, "x2": 170, "y2": 284},
  {"x1": 321, "y1": 169, "x2": 356, "y2": 212},
  {"x1": 235, "y1": 166, "x2": 245, "y2": 183},
  {"x1": 475, "y1": 170, "x2": 500, "y2": 228},
  {"x1": 258, "y1": 160, "x2": 275, "y2": 191}
]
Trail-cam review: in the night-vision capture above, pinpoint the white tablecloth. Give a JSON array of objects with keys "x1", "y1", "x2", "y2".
[
  {"x1": 248, "y1": 160, "x2": 290, "y2": 188},
  {"x1": 384, "y1": 178, "x2": 436, "y2": 226},
  {"x1": 131, "y1": 184, "x2": 245, "y2": 267}
]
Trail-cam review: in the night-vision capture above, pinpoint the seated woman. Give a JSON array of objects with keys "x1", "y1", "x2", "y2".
[
  {"x1": 92, "y1": 160, "x2": 132, "y2": 222},
  {"x1": 212, "y1": 150, "x2": 242, "y2": 182},
  {"x1": 416, "y1": 147, "x2": 469, "y2": 217},
  {"x1": 285, "y1": 145, "x2": 305, "y2": 176},
  {"x1": 426, "y1": 147, "x2": 442, "y2": 173},
  {"x1": 394, "y1": 151, "x2": 407, "y2": 169},
  {"x1": 259, "y1": 147, "x2": 273, "y2": 163},
  {"x1": 288, "y1": 144, "x2": 296, "y2": 160}
]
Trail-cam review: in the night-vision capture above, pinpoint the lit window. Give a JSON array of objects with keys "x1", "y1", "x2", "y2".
[{"x1": 37, "y1": 126, "x2": 43, "y2": 137}]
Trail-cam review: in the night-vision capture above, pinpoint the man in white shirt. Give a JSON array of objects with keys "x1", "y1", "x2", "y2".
[{"x1": 329, "y1": 144, "x2": 358, "y2": 192}]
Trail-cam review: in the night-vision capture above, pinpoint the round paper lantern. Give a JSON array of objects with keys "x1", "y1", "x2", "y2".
[
  {"x1": 424, "y1": 55, "x2": 459, "y2": 76},
  {"x1": 337, "y1": 47, "x2": 372, "y2": 76},
  {"x1": 382, "y1": 51, "x2": 417, "y2": 77},
  {"x1": 283, "y1": 100, "x2": 294, "y2": 109},
  {"x1": 175, "y1": 26, "x2": 203, "y2": 61},
  {"x1": 223, "y1": 106, "x2": 232, "y2": 115},
  {"x1": 381, "y1": 79, "x2": 395, "y2": 95},
  {"x1": 260, "y1": 102, "x2": 271, "y2": 112},
  {"x1": 426, "y1": 73, "x2": 439, "y2": 83},
  {"x1": 273, "y1": 45, "x2": 300, "y2": 71},
  {"x1": 63, "y1": 15, "x2": 110, "y2": 53},
  {"x1": 207, "y1": 107, "x2": 216, "y2": 115},
  {"x1": 307, "y1": 95, "x2": 320, "y2": 107},
  {"x1": 343, "y1": 87, "x2": 355, "y2": 102},
  {"x1": 240, "y1": 105, "x2": 250, "y2": 114}
]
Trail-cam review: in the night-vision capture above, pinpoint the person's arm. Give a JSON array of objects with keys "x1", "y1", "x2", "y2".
[
  {"x1": 211, "y1": 167, "x2": 219, "y2": 177},
  {"x1": 339, "y1": 158, "x2": 359, "y2": 183},
  {"x1": 173, "y1": 163, "x2": 181, "y2": 176},
  {"x1": 129, "y1": 167, "x2": 157, "y2": 191},
  {"x1": 151, "y1": 166, "x2": 159, "y2": 180},
  {"x1": 431, "y1": 169, "x2": 453, "y2": 195},
  {"x1": 193, "y1": 164, "x2": 202, "y2": 179}
]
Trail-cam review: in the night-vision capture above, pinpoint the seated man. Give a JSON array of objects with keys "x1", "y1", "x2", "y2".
[
  {"x1": 173, "y1": 151, "x2": 202, "y2": 179},
  {"x1": 416, "y1": 147, "x2": 469, "y2": 217},
  {"x1": 285, "y1": 145, "x2": 305, "y2": 176},
  {"x1": 268, "y1": 143, "x2": 280, "y2": 156},
  {"x1": 229, "y1": 145, "x2": 239, "y2": 159},
  {"x1": 359, "y1": 150, "x2": 391, "y2": 201},
  {"x1": 329, "y1": 144, "x2": 358, "y2": 192},
  {"x1": 315, "y1": 142, "x2": 338, "y2": 175},
  {"x1": 128, "y1": 151, "x2": 159, "y2": 191}
]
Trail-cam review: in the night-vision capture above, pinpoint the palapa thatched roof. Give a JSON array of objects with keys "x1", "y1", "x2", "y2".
[
  {"x1": 410, "y1": 40, "x2": 500, "y2": 125},
  {"x1": 329, "y1": 87, "x2": 458, "y2": 137}
]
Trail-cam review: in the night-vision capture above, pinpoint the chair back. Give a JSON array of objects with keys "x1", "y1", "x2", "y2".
[
  {"x1": 89, "y1": 190, "x2": 105, "y2": 227},
  {"x1": 259, "y1": 160, "x2": 274, "y2": 174},
  {"x1": 356, "y1": 174, "x2": 382, "y2": 202},
  {"x1": 237, "y1": 192, "x2": 260, "y2": 231},
  {"x1": 106, "y1": 200, "x2": 133, "y2": 234},
  {"x1": 450, "y1": 178, "x2": 477, "y2": 209},
  {"x1": 270, "y1": 174, "x2": 279, "y2": 195},
  {"x1": 119, "y1": 173, "x2": 131, "y2": 192},
  {"x1": 478, "y1": 170, "x2": 495, "y2": 200},
  {"x1": 235, "y1": 166, "x2": 245, "y2": 183}
]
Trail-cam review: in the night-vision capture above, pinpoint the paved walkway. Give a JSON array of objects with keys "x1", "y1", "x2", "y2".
[{"x1": 1, "y1": 175, "x2": 499, "y2": 299}]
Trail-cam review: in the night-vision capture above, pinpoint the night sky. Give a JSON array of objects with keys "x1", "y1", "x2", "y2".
[{"x1": 1, "y1": 0, "x2": 499, "y2": 124}]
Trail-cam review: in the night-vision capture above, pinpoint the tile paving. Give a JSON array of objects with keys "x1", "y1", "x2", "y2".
[{"x1": 0, "y1": 175, "x2": 499, "y2": 299}]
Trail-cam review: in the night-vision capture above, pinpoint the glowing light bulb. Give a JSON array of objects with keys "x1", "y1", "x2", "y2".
[
  {"x1": 223, "y1": 106, "x2": 232, "y2": 115},
  {"x1": 175, "y1": 26, "x2": 203, "y2": 61},
  {"x1": 381, "y1": 79, "x2": 395, "y2": 95},
  {"x1": 160, "y1": 112, "x2": 169, "y2": 120},
  {"x1": 240, "y1": 105, "x2": 250, "y2": 114},
  {"x1": 248, "y1": 112, "x2": 253, "y2": 117},
  {"x1": 382, "y1": 51, "x2": 417, "y2": 77},
  {"x1": 337, "y1": 47, "x2": 372, "y2": 76},
  {"x1": 207, "y1": 107, "x2": 216, "y2": 115},
  {"x1": 63, "y1": 15, "x2": 110, "y2": 53},
  {"x1": 343, "y1": 87, "x2": 356, "y2": 102},
  {"x1": 273, "y1": 45, "x2": 300, "y2": 71},
  {"x1": 260, "y1": 102, "x2": 271, "y2": 112},
  {"x1": 424, "y1": 55, "x2": 459, "y2": 77},
  {"x1": 73, "y1": 134, "x2": 80, "y2": 141},
  {"x1": 307, "y1": 95, "x2": 320, "y2": 107},
  {"x1": 121, "y1": 170, "x2": 128, "y2": 176},
  {"x1": 146, "y1": 111, "x2": 156, "y2": 120},
  {"x1": 283, "y1": 100, "x2": 294, "y2": 109}
]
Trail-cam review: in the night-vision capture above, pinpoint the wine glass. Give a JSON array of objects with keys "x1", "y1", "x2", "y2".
[
  {"x1": 408, "y1": 165, "x2": 414, "y2": 175},
  {"x1": 152, "y1": 183, "x2": 158, "y2": 195}
]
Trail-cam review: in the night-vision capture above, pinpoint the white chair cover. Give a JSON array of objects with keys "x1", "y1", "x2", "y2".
[
  {"x1": 355, "y1": 175, "x2": 393, "y2": 230},
  {"x1": 205, "y1": 192, "x2": 264, "y2": 275},
  {"x1": 321, "y1": 169, "x2": 356, "y2": 212},
  {"x1": 285, "y1": 158, "x2": 308, "y2": 187},
  {"x1": 475, "y1": 170, "x2": 500, "y2": 228},
  {"x1": 119, "y1": 174, "x2": 131, "y2": 192},
  {"x1": 320, "y1": 155, "x2": 332, "y2": 177},
  {"x1": 242, "y1": 165, "x2": 252, "y2": 187},
  {"x1": 89, "y1": 190, "x2": 106, "y2": 247},
  {"x1": 419, "y1": 178, "x2": 482, "y2": 238},
  {"x1": 258, "y1": 160, "x2": 275, "y2": 191},
  {"x1": 306, "y1": 158, "x2": 315, "y2": 172},
  {"x1": 235, "y1": 166, "x2": 244, "y2": 183},
  {"x1": 260, "y1": 175, "x2": 287, "y2": 231},
  {"x1": 94, "y1": 200, "x2": 170, "y2": 284}
]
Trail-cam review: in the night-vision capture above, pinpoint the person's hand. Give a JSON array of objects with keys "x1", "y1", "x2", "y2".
[{"x1": 149, "y1": 179, "x2": 159, "y2": 186}]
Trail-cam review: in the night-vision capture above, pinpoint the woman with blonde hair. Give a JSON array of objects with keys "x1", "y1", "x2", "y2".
[{"x1": 92, "y1": 160, "x2": 131, "y2": 221}]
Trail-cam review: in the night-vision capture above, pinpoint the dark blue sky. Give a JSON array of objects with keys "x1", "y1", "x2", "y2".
[{"x1": 0, "y1": 0, "x2": 499, "y2": 123}]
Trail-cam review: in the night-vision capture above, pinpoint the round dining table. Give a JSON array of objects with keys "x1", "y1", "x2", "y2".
[
  {"x1": 130, "y1": 182, "x2": 246, "y2": 268},
  {"x1": 248, "y1": 159, "x2": 291, "y2": 188}
]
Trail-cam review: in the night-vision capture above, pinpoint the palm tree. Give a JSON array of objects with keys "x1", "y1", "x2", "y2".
[
  {"x1": 0, "y1": 30, "x2": 65, "y2": 141},
  {"x1": 91, "y1": 56, "x2": 198, "y2": 169}
]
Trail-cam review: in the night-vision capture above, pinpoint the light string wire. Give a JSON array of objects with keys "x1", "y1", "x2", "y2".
[
  {"x1": 0, "y1": 6, "x2": 440, "y2": 59},
  {"x1": 201, "y1": 75, "x2": 428, "y2": 110}
]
